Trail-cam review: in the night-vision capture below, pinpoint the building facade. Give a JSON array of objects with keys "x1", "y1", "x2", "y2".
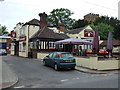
[
  {"x1": 51, "y1": 25, "x2": 95, "y2": 50},
  {"x1": 0, "y1": 36, "x2": 11, "y2": 54},
  {"x1": 84, "y1": 13, "x2": 99, "y2": 23},
  {"x1": 10, "y1": 12, "x2": 98, "y2": 58},
  {"x1": 29, "y1": 12, "x2": 69, "y2": 58},
  {"x1": 11, "y1": 20, "x2": 40, "y2": 57}
]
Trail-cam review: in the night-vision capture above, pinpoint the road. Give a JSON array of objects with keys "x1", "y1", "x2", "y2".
[{"x1": 2, "y1": 55, "x2": 119, "y2": 88}]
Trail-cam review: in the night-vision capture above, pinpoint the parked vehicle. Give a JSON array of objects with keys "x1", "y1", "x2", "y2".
[
  {"x1": 43, "y1": 52, "x2": 76, "y2": 71},
  {"x1": 0, "y1": 49, "x2": 7, "y2": 55}
]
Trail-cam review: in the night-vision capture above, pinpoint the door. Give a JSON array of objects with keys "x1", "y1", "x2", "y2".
[
  {"x1": 49, "y1": 52, "x2": 56, "y2": 67},
  {"x1": 46, "y1": 53, "x2": 54, "y2": 66},
  {"x1": 50, "y1": 53, "x2": 57, "y2": 67},
  {"x1": 14, "y1": 41, "x2": 19, "y2": 56}
]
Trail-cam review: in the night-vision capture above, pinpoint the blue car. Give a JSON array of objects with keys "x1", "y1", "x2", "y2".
[
  {"x1": 43, "y1": 52, "x2": 76, "y2": 71},
  {"x1": 0, "y1": 49, "x2": 7, "y2": 56}
]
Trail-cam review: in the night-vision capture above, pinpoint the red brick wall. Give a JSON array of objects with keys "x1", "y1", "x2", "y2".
[{"x1": 6, "y1": 38, "x2": 11, "y2": 54}]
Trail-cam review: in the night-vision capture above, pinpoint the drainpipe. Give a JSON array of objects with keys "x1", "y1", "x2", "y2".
[{"x1": 28, "y1": 25, "x2": 30, "y2": 57}]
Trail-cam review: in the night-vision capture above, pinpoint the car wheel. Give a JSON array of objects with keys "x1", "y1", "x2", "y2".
[
  {"x1": 43, "y1": 60, "x2": 46, "y2": 66},
  {"x1": 54, "y1": 64, "x2": 59, "y2": 71}
]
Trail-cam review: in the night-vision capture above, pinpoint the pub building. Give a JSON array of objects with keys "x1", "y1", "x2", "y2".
[
  {"x1": 10, "y1": 20, "x2": 40, "y2": 57},
  {"x1": 29, "y1": 12, "x2": 69, "y2": 58},
  {"x1": 11, "y1": 12, "x2": 94, "y2": 58}
]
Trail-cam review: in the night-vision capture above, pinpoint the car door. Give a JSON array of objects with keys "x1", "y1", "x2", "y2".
[
  {"x1": 48, "y1": 53, "x2": 54, "y2": 67},
  {"x1": 50, "y1": 53, "x2": 58, "y2": 67},
  {"x1": 46, "y1": 53, "x2": 53, "y2": 66}
]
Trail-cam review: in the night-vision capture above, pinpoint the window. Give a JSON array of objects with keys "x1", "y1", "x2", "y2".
[
  {"x1": 19, "y1": 27, "x2": 26, "y2": 36},
  {"x1": 62, "y1": 53, "x2": 73, "y2": 58},
  {"x1": 52, "y1": 53, "x2": 58, "y2": 58},
  {"x1": 59, "y1": 44, "x2": 63, "y2": 48},
  {"x1": 23, "y1": 42, "x2": 26, "y2": 51},
  {"x1": 29, "y1": 42, "x2": 33, "y2": 49},
  {"x1": 19, "y1": 43, "x2": 26, "y2": 51},
  {"x1": 20, "y1": 28, "x2": 22, "y2": 36},
  {"x1": 32, "y1": 42, "x2": 35, "y2": 49},
  {"x1": 49, "y1": 42, "x2": 55, "y2": 49},
  {"x1": 19, "y1": 43, "x2": 22, "y2": 51},
  {"x1": 23, "y1": 27, "x2": 26, "y2": 35},
  {"x1": 49, "y1": 53, "x2": 54, "y2": 58},
  {"x1": 11, "y1": 43, "x2": 14, "y2": 51}
]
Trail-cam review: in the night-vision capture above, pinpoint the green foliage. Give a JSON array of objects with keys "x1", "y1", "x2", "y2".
[
  {"x1": 94, "y1": 16, "x2": 120, "y2": 40},
  {"x1": 72, "y1": 19, "x2": 88, "y2": 29},
  {"x1": 47, "y1": 8, "x2": 76, "y2": 29},
  {"x1": 90, "y1": 23, "x2": 114, "y2": 40},
  {"x1": 0, "y1": 25, "x2": 9, "y2": 35},
  {"x1": 47, "y1": 9, "x2": 120, "y2": 39}
]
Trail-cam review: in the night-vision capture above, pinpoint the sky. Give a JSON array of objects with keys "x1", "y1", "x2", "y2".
[{"x1": 0, "y1": 0, "x2": 119, "y2": 32}]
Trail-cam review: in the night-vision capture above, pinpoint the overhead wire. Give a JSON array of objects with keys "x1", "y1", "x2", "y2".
[{"x1": 80, "y1": 0, "x2": 117, "y2": 12}]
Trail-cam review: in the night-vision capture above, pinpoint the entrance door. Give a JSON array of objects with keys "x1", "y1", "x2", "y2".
[{"x1": 14, "y1": 41, "x2": 19, "y2": 56}]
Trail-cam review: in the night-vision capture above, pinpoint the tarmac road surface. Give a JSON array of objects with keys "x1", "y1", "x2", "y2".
[{"x1": 2, "y1": 55, "x2": 119, "y2": 89}]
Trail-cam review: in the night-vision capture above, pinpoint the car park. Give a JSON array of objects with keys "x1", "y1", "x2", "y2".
[{"x1": 43, "y1": 52, "x2": 76, "y2": 71}]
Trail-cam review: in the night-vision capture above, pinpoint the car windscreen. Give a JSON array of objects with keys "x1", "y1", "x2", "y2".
[
  {"x1": 61, "y1": 53, "x2": 73, "y2": 58},
  {"x1": 0, "y1": 49, "x2": 6, "y2": 52}
]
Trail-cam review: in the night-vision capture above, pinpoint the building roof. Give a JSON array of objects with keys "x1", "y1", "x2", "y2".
[
  {"x1": 30, "y1": 26, "x2": 69, "y2": 40},
  {"x1": 84, "y1": 13, "x2": 99, "y2": 17},
  {"x1": 23, "y1": 19, "x2": 40, "y2": 26},
  {"x1": 64, "y1": 25, "x2": 93, "y2": 34},
  {"x1": 65, "y1": 28, "x2": 83, "y2": 34},
  {"x1": 100, "y1": 40, "x2": 120, "y2": 46}
]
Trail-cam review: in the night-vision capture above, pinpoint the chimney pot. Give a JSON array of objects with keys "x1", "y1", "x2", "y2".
[
  {"x1": 59, "y1": 24, "x2": 65, "y2": 32},
  {"x1": 38, "y1": 12, "x2": 47, "y2": 28}
]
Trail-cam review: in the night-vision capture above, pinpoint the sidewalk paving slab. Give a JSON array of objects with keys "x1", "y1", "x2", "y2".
[{"x1": 1, "y1": 60, "x2": 18, "y2": 89}]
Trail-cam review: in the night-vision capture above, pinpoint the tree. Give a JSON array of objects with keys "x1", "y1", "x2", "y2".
[
  {"x1": 72, "y1": 19, "x2": 88, "y2": 29},
  {"x1": 94, "y1": 16, "x2": 120, "y2": 40},
  {"x1": 90, "y1": 23, "x2": 114, "y2": 40},
  {"x1": 0, "y1": 25, "x2": 9, "y2": 35},
  {"x1": 47, "y1": 8, "x2": 76, "y2": 29}
]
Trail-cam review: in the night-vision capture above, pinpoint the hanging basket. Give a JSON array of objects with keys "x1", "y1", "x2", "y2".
[{"x1": 23, "y1": 42, "x2": 26, "y2": 46}]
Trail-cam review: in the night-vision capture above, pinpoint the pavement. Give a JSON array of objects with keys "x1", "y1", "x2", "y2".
[
  {"x1": 75, "y1": 66, "x2": 120, "y2": 74},
  {"x1": 1, "y1": 57, "x2": 119, "y2": 89},
  {"x1": 0, "y1": 59, "x2": 18, "y2": 89},
  {"x1": 36, "y1": 59, "x2": 120, "y2": 74}
]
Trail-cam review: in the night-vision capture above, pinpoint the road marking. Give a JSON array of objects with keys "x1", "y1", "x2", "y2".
[
  {"x1": 60, "y1": 79, "x2": 69, "y2": 82},
  {"x1": 14, "y1": 86, "x2": 25, "y2": 88}
]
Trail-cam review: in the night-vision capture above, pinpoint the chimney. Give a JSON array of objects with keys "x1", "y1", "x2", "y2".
[
  {"x1": 59, "y1": 24, "x2": 65, "y2": 32},
  {"x1": 39, "y1": 12, "x2": 47, "y2": 29}
]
